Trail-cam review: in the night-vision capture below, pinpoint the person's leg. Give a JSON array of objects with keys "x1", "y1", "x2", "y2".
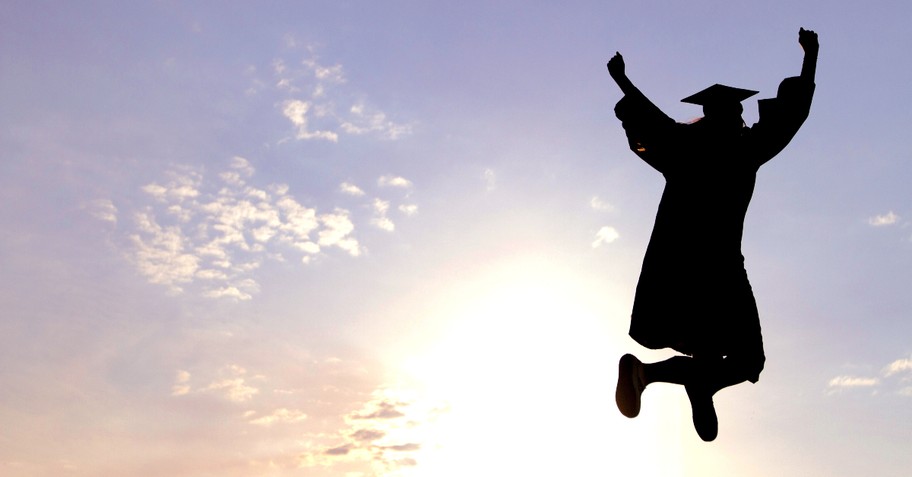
[
  {"x1": 641, "y1": 355, "x2": 697, "y2": 386},
  {"x1": 625, "y1": 353, "x2": 757, "y2": 392},
  {"x1": 616, "y1": 354, "x2": 698, "y2": 419},
  {"x1": 635, "y1": 354, "x2": 756, "y2": 442},
  {"x1": 615, "y1": 351, "x2": 762, "y2": 441}
]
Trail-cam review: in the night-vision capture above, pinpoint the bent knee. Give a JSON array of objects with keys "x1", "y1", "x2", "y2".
[
  {"x1": 727, "y1": 351, "x2": 765, "y2": 384},
  {"x1": 744, "y1": 352, "x2": 765, "y2": 383}
]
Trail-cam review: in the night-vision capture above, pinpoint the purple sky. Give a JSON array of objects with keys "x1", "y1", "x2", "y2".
[{"x1": 2, "y1": 1, "x2": 911, "y2": 476}]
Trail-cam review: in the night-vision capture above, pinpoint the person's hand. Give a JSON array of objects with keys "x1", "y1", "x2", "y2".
[
  {"x1": 607, "y1": 52, "x2": 626, "y2": 81},
  {"x1": 799, "y1": 27, "x2": 819, "y2": 55}
]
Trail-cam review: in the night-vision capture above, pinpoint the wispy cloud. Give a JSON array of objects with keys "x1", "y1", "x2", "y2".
[
  {"x1": 340, "y1": 103, "x2": 413, "y2": 140},
  {"x1": 592, "y1": 226, "x2": 620, "y2": 248},
  {"x1": 101, "y1": 158, "x2": 369, "y2": 299},
  {"x1": 318, "y1": 209, "x2": 361, "y2": 256},
  {"x1": 130, "y1": 211, "x2": 201, "y2": 293},
  {"x1": 202, "y1": 279, "x2": 261, "y2": 301},
  {"x1": 270, "y1": 49, "x2": 411, "y2": 142},
  {"x1": 206, "y1": 377, "x2": 260, "y2": 402},
  {"x1": 324, "y1": 444, "x2": 355, "y2": 456},
  {"x1": 884, "y1": 357, "x2": 912, "y2": 376},
  {"x1": 827, "y1": 354, "x2": 912, "y2": 396},
  {"x1": 377, "y1": 175, "x2": 413, "y2": 189},
  {"x1": 339, "y1": 182, "x2": 366, "y2": 197},
  {"x1": 172, "y1": 365, "x2": 262, "y2": 402},
  {"x1": 204, "y1": 365, "x2": 261, "y2": 403},
  {"x1": 351, "y1": 429, "x2": 385, "y2": 442},
  {"x1": 164, "y1": 357, "x2": 443, "y2": 475},
  {"x1": 282, "y1": 99, "x2": 339, "y2": 142},
  {"x1": 171, "y1": 370, "x2": 192, "y2": 396},
  {"x1": 84, "y1": 199, "x2": 118, "y2": 223},
  {"x1": 248, "y1": 408, "x2": 308, "y2": 426},
  {"x1": 349, "y1": 400, "x2": 407, "y2": 420},
  {"x1": 302, "y1": 391, "x2": 445, "y2": 474},
  {"x1": 590, "y1": 196, "x2": 614, "y2": 212},
  {"x1": 483, "y1": 168, "x2": 496, "y2": 191},
  {"x1": 398, "y1": 204, "x2": 418, "y2": 216},
  {"x1": 370, "y1": 199, "x2": 395, "y2": 232},
  {"x1": 142, "y1": 168, "x2": 202, "y2": 203},
  {"x1": 868, "y1": 211, "x2": 900, "y2": 226},
  {"x1": 827, "y1": 375, "x2": 879, "y2": 388}
]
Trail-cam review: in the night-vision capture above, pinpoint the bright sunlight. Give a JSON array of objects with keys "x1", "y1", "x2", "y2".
[{"x1": 389, "y1": 256, "x2": 687, "y2": 476}]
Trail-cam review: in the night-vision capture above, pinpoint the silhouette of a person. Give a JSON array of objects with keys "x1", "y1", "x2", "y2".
[{"x1": 609, "y1": 28, "x2": 818, "y2": 441}]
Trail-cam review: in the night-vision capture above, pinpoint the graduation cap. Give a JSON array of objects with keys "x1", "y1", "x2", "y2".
[{"x1": 681, "y1": 84, "x2": 758, "y2": 106}]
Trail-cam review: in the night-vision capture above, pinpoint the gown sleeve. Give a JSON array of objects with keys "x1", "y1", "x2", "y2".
[
  {"x1": 749, "y1": 76, "x2": 816, "y2": 167},
  {"x1": 614, "y1": 87, "x2": 677, "y2": 173}
]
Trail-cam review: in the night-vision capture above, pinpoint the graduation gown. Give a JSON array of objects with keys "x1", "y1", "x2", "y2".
[{"x1": 615, "y1": 76, "x2": 814, "y2": 361}]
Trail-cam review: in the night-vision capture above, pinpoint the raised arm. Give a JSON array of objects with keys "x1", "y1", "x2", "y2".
[
  {"x1": 799, "y1": 27, "x2": 819, "y2": 82},
  {"x1": 607, "y1": 52, "x2": 638, "y2": 96},
  {"x1": 750, "y1": 28, "x2": 819, "y2": 166},
  {"x1": 608, "y1": 52, "x2": 677, "y2": 173}
]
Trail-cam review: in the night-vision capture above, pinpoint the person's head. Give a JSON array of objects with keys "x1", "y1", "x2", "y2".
[{"x1": 682, "y1": 84, "x2": 756, "y2": 134}]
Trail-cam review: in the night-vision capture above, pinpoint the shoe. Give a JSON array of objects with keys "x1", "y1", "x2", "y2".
[
  {"x1": 685, "y1": 384, "x2": 718, "y2": 442},
  {"x1": 616, "y1": 354, "x2": 645, "y2": 418}
]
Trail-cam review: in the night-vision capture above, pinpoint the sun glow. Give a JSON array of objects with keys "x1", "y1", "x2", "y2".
[{"x1": 392, "y1": 256, "x2": 686, "y2": 476}]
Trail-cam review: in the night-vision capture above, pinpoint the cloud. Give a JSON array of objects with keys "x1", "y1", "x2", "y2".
[
  {"x1": 325, "y1": 444, "x2": 354, "y2": 456},
  {"x1": 377, "y1": 175, "x2": 413, "y2": 189},
  {"x1": 205, "y1": 365, "x2": 260, "y2": 402},
  {"x1": 370, "y1": 199, "x2": 395, "y2": 232},
  {"x1": 85, "y1": 199, "x2": 118, "y2": 223},
  {"x1": 113, "y1": 158, "x2": 374, "y2": 299},
  {"x1": 592, "y1": 226, "x2": 620, "y2": 248},
  {"x1": 483, "y1": 168, "x2": 496, "y2": 191},
  {"x1": 130, "y1": 212, "x2": 200, "y2": 293},
  {"x1": 590, "y1": 196, "x2": 614, "y2": 211},
  {"x1": 172, "y1": 365, "x2": 264, "y2": 402},
  {"x1": 275, "y1": 195, "x2": 320, "y2": 242},
  {"x1": 277, "y1": 385, "x2": 447, "y2": 475},
  {"x1": 230, "y1": 156, "x2": 255, "y2": 177},
  {"x1": 868, "y1": 211, "x2": 899, "y2": 226},
  {"x1": 827, "y1": 355, "x2": 912, "y2": 397},
  {"x1": 272, "y1": 58, "x2": 287, "y2": 75},
  {"x1": 207, "y1": 378, "x2": 260, "y2": 402},
  {"x1": 142, "y1": 168, "x2": 202, "y2": 203},
  {"x1": 107, "y1": 51, "x2": 420, "y2": 301},
  {"x1": 340, "y1": 103, "x2": 412, "y2": 140},
  {"x1": 249, "y1": 408, "x2": 308, "y2": 426},
  {"x1": 370, "y1": 217, "x2": 395, "y2": 232},
  {"x1": 318, "y1": 209, "x2": 361, "y2": 256},
  {"x1": 340, "y1": 182, "x2": 365, "y2": 197},
  {"x1": 350, "y1": 400, "x2": 406, "y2": 420},
  {"x1": 202, "y1": 279, "x2": 261, "y2": 301},
  {"x1": 827, "y1": 375, "x2": 879, "y2": 388},
  {"x1": 394, "y1": 457, "x2": 418, "y2": 467},
  {"x1": 282, "y1": 99, "x2": 339, "y2": 142},
  {"x1": 378, "y1": 443, "x2": 420, "y2": 452},
  {"x1": 372, "y1": 199, "x2": 390, "y2": 215},
  {"x1": 171, "y1": 370, "x2": 191, "y2": 396},
  {"x1": 884, "y1": 357, "x2": 912, "y2": 376},
  {"x1": 270, "y1": 50, "x2": 410, "y2": 142},
  {"x1": 398, "y1": 204, "x2": 418, "y2": 216},
  {"x1": 351, "y1": 429, "x2": 385, "y2": 442},
  {"x1": 313, "y1": 63, "x2": 345, "y2": 83}
]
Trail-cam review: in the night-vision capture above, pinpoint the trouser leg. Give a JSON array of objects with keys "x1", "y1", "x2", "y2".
[{"x1": 641, "y1": 353, "x2": 763, "y2": 395}]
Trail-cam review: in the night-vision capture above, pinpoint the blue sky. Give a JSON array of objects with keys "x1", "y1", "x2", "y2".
[{"x1": 2, "y1": 1, "x2": 911, "y2": 476}]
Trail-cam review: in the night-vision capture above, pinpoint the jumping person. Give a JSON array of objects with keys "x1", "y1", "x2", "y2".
[{"x1": 609, "y1": 28, "x2": 818, "y2": 441}]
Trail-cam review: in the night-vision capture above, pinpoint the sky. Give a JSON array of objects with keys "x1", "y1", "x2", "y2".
[{"x1": 1, "y1": 1, "x2": 911, "y2": 476}]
